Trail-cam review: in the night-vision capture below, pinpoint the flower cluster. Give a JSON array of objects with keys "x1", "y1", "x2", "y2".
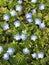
[
  {"x1": 14, "y1": 33, "x2": 27, "y2": 41},
  {"x1": 1, "y1": 0, "x2": 46, "y2": 61},
  {"x1": 23, "y1": 48, "x2": 44, "y2": 59},
  {"x1": 3, "y1": 0, "x2": 22, "y2": 30},
  {"x1": 3, "y1": 47, "x2": 15, "y2": 60},
  {"x1": 0, "y1": 45, "x2": 44, "y2": 60},
  {"x1": 31, "y1": 52, "x2": 44, "y2": 58},
  {"x1": 0, "y1": 46, "x2": 15, "y2": 60}
]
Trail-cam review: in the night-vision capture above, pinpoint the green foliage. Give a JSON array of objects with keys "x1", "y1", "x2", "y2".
[{"x1": 0, "y1": 0, "x2": 49, "y2": 65}]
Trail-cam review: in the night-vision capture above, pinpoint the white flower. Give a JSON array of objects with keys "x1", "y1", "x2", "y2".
[
  {"x1": 14, "y1": 34, "x2": 21, "y2": 40},
  {"x1": 31, "y1": 52, "x2": 38, "y2": 58},
  {"x1": 31, "y1": 0, "x2": 37, "y2": 3},
  {"x1": 0, "y1": 46, "x2": 3, "y2": 53},
  {"x1": 31, "y1": 34, "x2": 37, "y2": 41},
  {"x1": 18, "y1": 0, "x2": 22, "y2": 4},
  {"x1": 39, "y1": 4, "x2": 45, "y2": 10},
  {"x1": 16, "y1": 5, "x2": 22, "y2": 12},
  {"x1": 38, "y1": 52, "x2": 44, "y2": 58},
  {"x1": 10, "y1": 10, "x2": 16, "y2": 16},
  {"x1": 3, "y1": 53, "x2": 9, "y2": 60},
  {"x1": 35, "y1": 18, "x2": 41, "y2": 25},
  {"x1": 3, "y1": 23, "x2": 9, "y2": 30},
  {"x1": 22, "y1": 30, "x2": 26, "y2": 34},
  {"x1": 14, "y1": 20, "x2": 20, "y2": 27},
  {"x1": 7, "y1": 47, "x2": 15, "y2": 55},
  {"x1": 21, "y1": 33, "x2": 27, "y2": 40},
  {"x1": 23, "y1": 48, "x2": 29, "y2": 55},
  {"x1": 3, "y1": 14, "x2": 10, "y2": 21},
  {"x1": 39, "y1": 22, "x2": 45, "y2": 28}
]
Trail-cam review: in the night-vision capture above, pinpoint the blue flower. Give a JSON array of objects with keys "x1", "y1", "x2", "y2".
[
  {"x1": 25, "y1": 12, "x2": 33, "y2": 23},
  {"x1": 39, "y1": 4, "x2": 45, "y2": 10},
  {"x1": 3, "y1": 53, "x2": 9, "y2": 60},
  {"x1": 31, "y1": 0, "x2": 37, "y2": 3},
  {"x1": 16, "y1": 5, "x2": 22, "y2": 12},
  {"x1": 38, "y1": 52, "x2": 44, "y2": 58},
  {"x1": 31, "y1": 34, "x2": 37, "y2": 41},
  {"x1": 35, "y1": 18, "x2": 41, "y2": 25},
  {"x1": 31, "y1": 9, "x2": 36, "y2": 14},
  {"x1": 3, "y1": 14, "x2": 10, "y2": 21},
  {"x1": 10, "y1": 10, "x2": 16, "y2": 16},
  {"x1": 0, "y1": 46, "x2": 3, "y2": 53},
  {"x1": 23, "y1": 48, "x2": 29, "y2": 55},
  {"x1": 27, "y1": 18, "x2": 33, "y2": 23},
  {"x1": 31, "y1": 52, "x2": 38, "y2": 58},
  {"x1": 39, "y1": 22, "x2": 45, "y2": 28},
  {"x1": 18, "y1": 0, "x2": 22, "y2": 4},
  {"x1": 3, "y1": 23, "x2": 9, "y2": 30},
  {"x1": 14, "y1": 20, "x2": 20, "y2": 27},
  {"x1": 14, "y1": 34, "x2": 21, "y2": 40},
  {"x1": 21, "y1": 33, "x2": 27, "y2": 40},
  {"x1": 7, "y1": 47, "x2": 15, "y2": 55},
  {"x1": 25, "y1": 12, "x2": 32, "y2": 19}
]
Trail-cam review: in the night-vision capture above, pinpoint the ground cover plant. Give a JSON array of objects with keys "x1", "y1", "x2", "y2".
[{"x1": 0, "y1": 0, "x2": 49, "y2": 65}]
